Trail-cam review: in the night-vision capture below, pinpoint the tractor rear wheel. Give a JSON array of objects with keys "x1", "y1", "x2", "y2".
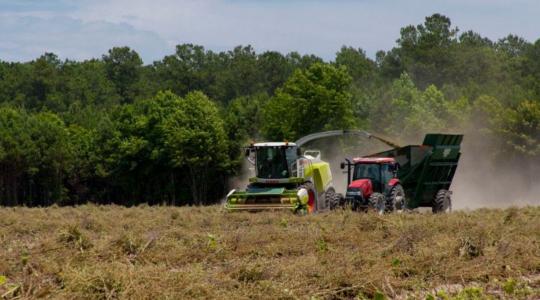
[
  {"x1": 369, "y1": 193, "x2": 386, "y2": 215},
  {"x1": 388, "y1": 184, "x2": 406, "y2": 212},
  {"x1": 432, "y1": 189, "x2": 452, "y2": 213},
  {"x1": 324, "y1": 189, "x2": 341, "y2": 210}
]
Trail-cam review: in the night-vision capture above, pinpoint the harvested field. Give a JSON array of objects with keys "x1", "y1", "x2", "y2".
[{"x1": 0, "y1": 205, "x2": 539, "y2": 299}]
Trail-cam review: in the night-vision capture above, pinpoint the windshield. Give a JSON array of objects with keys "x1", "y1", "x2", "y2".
[
  {"x1": 256, "y1": 147, "x2": 298, "y2": 179},
  {"x1": 353, "y1": 163, "x2": 380, "y2": 181}
]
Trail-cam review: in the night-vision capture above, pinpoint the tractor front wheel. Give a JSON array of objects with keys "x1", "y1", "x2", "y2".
[
  {"x1": 432, "y1": 189, "x2": 452, "y2": 213},
  {"x1": 369, "y1": 193, "x2": 386, "y2": 215}
]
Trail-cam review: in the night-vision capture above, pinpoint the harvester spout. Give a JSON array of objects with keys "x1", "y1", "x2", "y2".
[{"x1": 294, "y1": 130, "x2": 400, "y2": 149}]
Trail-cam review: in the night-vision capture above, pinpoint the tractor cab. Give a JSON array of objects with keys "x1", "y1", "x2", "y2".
[{"x1": 352, "y1": 157, "x2": 398, "y2": 193}]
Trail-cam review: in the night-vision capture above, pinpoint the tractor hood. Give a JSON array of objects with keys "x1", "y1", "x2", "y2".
[{"x1": 348, "y1": 179, "x2": 373, "y2": 197}]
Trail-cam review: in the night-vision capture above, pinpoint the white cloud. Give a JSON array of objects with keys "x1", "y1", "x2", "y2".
[{"x1": 0, "y1": 14, "x2": 169, "y2": 62}]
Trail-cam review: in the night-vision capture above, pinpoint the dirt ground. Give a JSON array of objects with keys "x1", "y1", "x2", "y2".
[{"x1": 0, "y1": 205, "x2": 539, "y2": 299}]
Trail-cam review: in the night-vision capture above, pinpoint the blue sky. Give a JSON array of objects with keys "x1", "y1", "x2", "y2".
[{"x1": 1, "y1": 0, "x2": 539, "y2": 63}]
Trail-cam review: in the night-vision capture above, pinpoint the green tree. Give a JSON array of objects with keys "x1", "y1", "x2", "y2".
[
  {"x1": 497, "y1": 34, "x2": 530, "y2": 57},
  {"x1": 151, "y1": 44, "x2": 216, "y2": 97},
  {"x1": 336, "y1": 46, "x2": 378, "y2": 130},
  {"x1": 57, "y1": 59, "x2": 121, "y2": 109},
  {"x1": 224, "y1": 93, "x2": 269, "y2": 170},
  {"x1": 211, "y1": 45, "x2": 262, "y2": 103},
  {"x1": 163, "y1": 91, "x2": 230, "y2": 204},
  {"x1": 522, "y1": 40, "x2": 540, "y2": 98},
  {"x1": 262, "y1": 63, "x2": 355, "y2": 140},
  {"x1": 379, "y1": 14, "x2": 459, "y2": 87},
  {"x1": 29, "y1": 53, "x2": 62, "y2": 110},
  {"x1": 99, "y1": 91, "x2": 178, "y2": 205},
  {"x1": 257, "y1": 51, "x2": 293, "y2": 95},
  {"x1": 335, "y1": 46, "x2": 376, "y2": 82},
  {"x1": 102, "y1": 47, "x2": 143, "y2": 104},
  {"x1": 0, "y1": 107, "x2": 72, "y2": 205}
]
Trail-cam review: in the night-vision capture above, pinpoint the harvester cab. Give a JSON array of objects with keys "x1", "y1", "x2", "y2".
[{"x1": 245, "y1": 142, "x2": 321, "y2": 180}]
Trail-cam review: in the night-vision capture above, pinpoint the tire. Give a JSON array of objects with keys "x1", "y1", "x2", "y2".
[
  {"x1": 336, "y1": 193, "x2": 346, "y2": 208},
  {"x1": 368, "y1": 192, "x2": 386, "y2": 215},
  {"x1": 350, "y1": 195, "x2": 362, "y2": 211},
  {"x1": 324, "y1": 189, "x2": 341, "y2": 210},
  {"x1": 432, "y1": 189, "x2": 452, "y2": 214},
  {"x1": 388, "y1": 184, "x2": 406, "y2": 212}
]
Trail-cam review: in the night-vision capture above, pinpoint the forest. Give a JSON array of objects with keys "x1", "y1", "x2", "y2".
[{"x1": 0, "y1": 14, "x2": 538, "y2": 206}]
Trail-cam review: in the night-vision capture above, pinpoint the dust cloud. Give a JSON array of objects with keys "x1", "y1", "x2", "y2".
[
  {"x1": 228, "y1": 159, "x2": 255, "y2": 190},
  {"x1": 451, "y1": 133, "x2": 540, "y2": 210},
  {"x1": 224, "y1": 159, "x2": 255, "y2": 203}
]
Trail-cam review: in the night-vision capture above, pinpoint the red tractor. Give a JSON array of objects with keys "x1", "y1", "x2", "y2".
[{"x1": 341, "y1": 157, "x2": 405, "y2": 213}]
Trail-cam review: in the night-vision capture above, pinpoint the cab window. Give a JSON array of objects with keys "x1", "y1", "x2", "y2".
[{"x1": 381, "y1": 163, "x2": 395, "y2": 184}]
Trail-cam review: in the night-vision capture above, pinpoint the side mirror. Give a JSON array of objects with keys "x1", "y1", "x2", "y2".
[{"x1": 340, "y1": 162, "x2": 345, "y2": 170}]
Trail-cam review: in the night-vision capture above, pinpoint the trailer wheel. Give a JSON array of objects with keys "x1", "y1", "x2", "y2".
[
  {"x1": 369, "y1": 193, "x2": 386, "y2": 215},
  {"x1": 388, "y1": 184, "x2": 406, "y2": 212},
  {"x1": 433, "y1": 189, "x2": 452, "y2": 213}
]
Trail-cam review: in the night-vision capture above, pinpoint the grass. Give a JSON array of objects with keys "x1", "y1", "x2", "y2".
[{"x1": 0, "y1": 205, "x2": 539, "y2": 299}]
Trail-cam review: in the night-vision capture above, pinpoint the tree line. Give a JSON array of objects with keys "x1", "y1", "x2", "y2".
[{"x1": 0, "y1": 14, "x2": 538, "y2": 206}]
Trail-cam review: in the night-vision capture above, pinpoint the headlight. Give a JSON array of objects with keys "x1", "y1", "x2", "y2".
[
  {"x1": 297, "y1": 188, "x2": 309, "y2": 204},
  {"x1": 346, "y1": 189, "x2": 362, "y2": 196}
]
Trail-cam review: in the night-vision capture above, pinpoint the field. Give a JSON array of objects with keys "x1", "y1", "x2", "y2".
[{"x1": 0, "y1": 205, "x2": 539, "y2": 299}]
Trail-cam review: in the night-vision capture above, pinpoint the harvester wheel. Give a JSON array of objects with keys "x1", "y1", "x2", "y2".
[
  {"x1": 368, "y1": 193, "x2": 386, "y2": 215},
  {"x1": 324, "y1": 189, "x2": 340, "y2": 210},
  {"x1": 388, "y1": 184, "x2": 406, "y2": 212},
  {"x1": 433, "y1": 189, "x2": 452, "y2": 213}
]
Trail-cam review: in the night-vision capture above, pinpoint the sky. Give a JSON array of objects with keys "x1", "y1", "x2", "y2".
[{"x1": 0, "y1": 0, "x2": 539, "y2": 64}]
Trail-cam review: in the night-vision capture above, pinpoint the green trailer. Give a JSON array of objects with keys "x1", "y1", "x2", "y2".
[{"x1": 342, "y1": 134, "x2": 463, "y2": 213}]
